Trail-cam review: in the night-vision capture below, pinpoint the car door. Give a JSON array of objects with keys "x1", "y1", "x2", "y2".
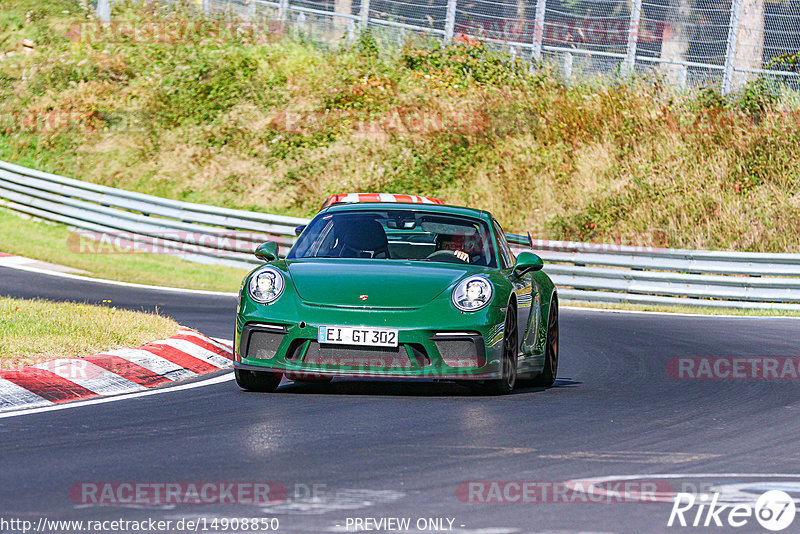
[{"x1": 492, "y1": 221, "x2": 537, "y2": 372}]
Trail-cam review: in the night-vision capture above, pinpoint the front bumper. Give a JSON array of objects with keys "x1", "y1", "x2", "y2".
[{"x1": 235, "y1": 302, "x2": 507, "y2": 381}]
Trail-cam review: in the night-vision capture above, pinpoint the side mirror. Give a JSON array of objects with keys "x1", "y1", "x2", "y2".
[
  {"x1": 254, "y1": 241, "x2": 279, "y2": 262},
  {"x1": 294, "y1": 225, "x2": 306, "y2": 237},
  {"x1": 512, "y1": 251, "x2": 543, "y2": 275}
]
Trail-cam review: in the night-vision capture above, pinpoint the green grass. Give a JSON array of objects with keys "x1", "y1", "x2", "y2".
[
  {"x1": 0, "y1": 296, "x2": 179, "y2": 367},
  {"x1": 1, "y1": 1, "x2": 799, "y2": 253},
  {"x1": 0, "y1": 207, "x2": 246, "y2": 292}
]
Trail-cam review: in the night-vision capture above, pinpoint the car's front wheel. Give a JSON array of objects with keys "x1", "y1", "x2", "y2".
[{"x1": 234, "y1": 368, "x2": 282, "y2": 392}]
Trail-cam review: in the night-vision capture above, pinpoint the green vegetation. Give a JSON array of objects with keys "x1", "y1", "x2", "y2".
[
  {"x1": 0, "y1": 207, "x2": 245, "y2": 292},
  {"x1": 1, "y1": 0, "x2": 799, "y2": 255},
  {"x1": 0, "y1": 296, "x2": 179, "y2": 367}
]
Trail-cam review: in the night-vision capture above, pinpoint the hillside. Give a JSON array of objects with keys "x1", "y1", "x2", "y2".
[{"x1": 1, "y1": 0, "x2": 799, "y2": 251}]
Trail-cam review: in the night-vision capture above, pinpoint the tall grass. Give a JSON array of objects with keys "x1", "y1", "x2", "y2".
[{"x1": 1, "y1": 0, "x2": 798, "y2": 251}]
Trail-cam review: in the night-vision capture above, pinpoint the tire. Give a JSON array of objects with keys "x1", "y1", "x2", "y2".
[
  {"x1": 234, "y1": 368, "x2": 282, "y2": 392},
  {"x1": 530, "y1": 296, "x2": 558, "y2": 387},
  {"x1": 479, "y1": 304, "x2": 518, "y2": 395}
]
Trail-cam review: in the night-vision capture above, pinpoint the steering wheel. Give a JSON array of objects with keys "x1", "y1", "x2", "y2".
[{"x1": 426, "y1": 250, "x2": 468, "y2": 264}]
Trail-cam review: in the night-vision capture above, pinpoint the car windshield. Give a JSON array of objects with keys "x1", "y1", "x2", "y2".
[{"x1": 288, "y1": 209, "x2": 497, "y2": 267}]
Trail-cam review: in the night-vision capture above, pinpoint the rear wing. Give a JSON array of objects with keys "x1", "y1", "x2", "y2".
[{"x1": 505, "y1": 232, "x2": 533, "y2": 249}]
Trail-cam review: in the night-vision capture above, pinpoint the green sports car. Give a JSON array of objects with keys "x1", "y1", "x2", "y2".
[{"x1": 233, "y1": 195, "x2": 559, "y2": 395}]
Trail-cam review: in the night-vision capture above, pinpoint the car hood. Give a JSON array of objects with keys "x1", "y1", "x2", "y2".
[{"x1": 286, "y1": 259, "x2": 480, "y2": 308}]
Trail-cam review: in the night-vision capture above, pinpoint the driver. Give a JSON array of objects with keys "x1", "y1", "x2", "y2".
[{"x1": 436, "y1": 233, "x2": 479, "y2": 263}]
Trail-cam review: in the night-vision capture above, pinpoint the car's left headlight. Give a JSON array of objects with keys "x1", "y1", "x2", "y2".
[
  {"x1": 248, "y1": 267, "x2": 285, "y2": 304},
  {"x1": 452, "y1": 276, "x2": 493, "y2": 312}
]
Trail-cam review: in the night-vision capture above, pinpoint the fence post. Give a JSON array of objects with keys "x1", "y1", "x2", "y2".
[
  {"x1": 249, "y1": 0, "x2": 257, "y2": 21},
  {"x1": 677, "y1": 66, "x2": 688, "y2": 89},
  {"x1": 563, "y1": 52, "x2": 573, "y2": 80},
  {"x1": 279, "y1": 0, "x2": 289, "y2": 23},
  {"x1": 722, "y1": 0, "x2": 742, "y2": 95},
  {"x1": 622, "y1": 0, "x2": 642, "y2": 75},
  {"x1": 530, "y1": 0, "x2": 547, "y2": 61},
  {"x1": 444, "y1": 0, "x2": 457, "y2": 42},
  {"x1": 359, "y1": 0, "x2": 371, "y2": 30},
  {"x1": 96, "y1": 0, "x2": 111, "y2": 23}
]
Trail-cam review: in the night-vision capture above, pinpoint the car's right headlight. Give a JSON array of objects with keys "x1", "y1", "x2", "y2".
[
  {"x1": 452, "y1": 276, "x2": 493, "y2": 312},
  {"x1": 248, "y1": 267, "x2": 285, "y2": 304}
]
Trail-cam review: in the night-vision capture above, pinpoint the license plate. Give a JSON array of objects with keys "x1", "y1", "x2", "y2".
[{"x1": 318, "y1": 326, "x2": 399, "y2": 347}]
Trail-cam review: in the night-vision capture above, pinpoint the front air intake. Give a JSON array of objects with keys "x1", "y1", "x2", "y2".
[{"x1": 242, "y1": 323, "x2": 287, "y2": 360}]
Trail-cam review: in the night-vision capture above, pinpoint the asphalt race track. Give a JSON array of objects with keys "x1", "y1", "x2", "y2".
[{"x1": 1, "y1": 265, "x2": 800, "y2": 533}]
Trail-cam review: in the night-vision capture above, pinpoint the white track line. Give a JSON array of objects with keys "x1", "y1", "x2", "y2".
[
  {"x1": 0, "y1": 261, "x2": 238, "y2": 296},
  {"x1": 565, "y1": 473, "x2": 800, "y2": 504},
  {"x1": 562, "y1": 305, "x2": 800, "y2": 319},
  {"x1": 0, "y1": 372, "x2": 234, "y2": 419}
]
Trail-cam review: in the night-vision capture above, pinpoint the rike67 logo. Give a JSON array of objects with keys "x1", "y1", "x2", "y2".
[{"x1": 668, "y1": 490, "x2": 796, "y2": 531}]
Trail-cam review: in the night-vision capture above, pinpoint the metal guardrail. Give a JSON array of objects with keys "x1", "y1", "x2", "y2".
[
  {"x1": 0, "y1": 160, "x2": 305, "y2": 271},
  {"x1": 2, "y1": 159, "x2": 799, "y2": 310}
]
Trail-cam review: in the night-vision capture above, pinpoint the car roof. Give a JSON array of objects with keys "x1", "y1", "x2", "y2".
[{"x1": 319, "y1": 201, "x2": 493, "y2": 221}]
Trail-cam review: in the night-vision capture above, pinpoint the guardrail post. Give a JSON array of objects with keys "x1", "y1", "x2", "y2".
[
  {"x1": 622, "y1": 0, "x2": 642, "y2": 75},
  {"x1": 722, "y1": 0, "x2": 742, "y2": 95},
  {"x1": 444, "y1": 0, "x2": 457, "y2": 41},
  {"x1": 359, "y1": 0, "x2": 371, "y2": 30},
  {"x1": 248, "y1": 0, "x2": 257, "y2": 21},
  {"x1": 96, "y1": 0, "x2": 111, "y2": 23},
  {"x1": 530, "y1": 0, "x2": 547, "y2": 61}
]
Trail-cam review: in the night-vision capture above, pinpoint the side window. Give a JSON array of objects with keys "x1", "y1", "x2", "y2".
[{"x1": 493, "y1": 221, "x2": 515, "y2": 269}]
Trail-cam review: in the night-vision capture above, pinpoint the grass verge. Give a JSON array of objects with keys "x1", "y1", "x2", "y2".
[
  {"x1": 0, "y1": 296, "x2": 179, "y2": 367},
  {"x1": 0, "y1": 207, "x2": 246, "y2": 292}
]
